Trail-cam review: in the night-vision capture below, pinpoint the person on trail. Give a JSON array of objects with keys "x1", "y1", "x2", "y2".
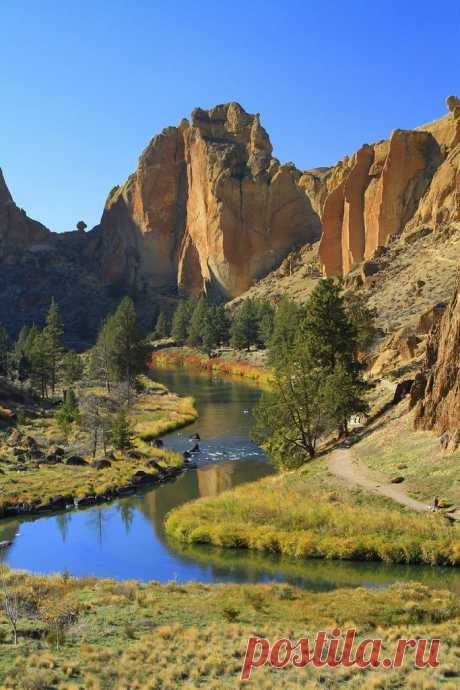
[{"x1": 430, "y1": 497, "x2": 439, "y2": 512}]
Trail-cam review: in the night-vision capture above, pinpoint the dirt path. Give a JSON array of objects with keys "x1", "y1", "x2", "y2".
[{"x1": 328, "y1": 448, "x2": 430, "y2": 512}]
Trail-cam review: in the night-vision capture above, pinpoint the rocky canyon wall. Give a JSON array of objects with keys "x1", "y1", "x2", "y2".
[
  {"x1": 318, "y1": 98, "x2": 460, "y2": 276},
  {"x1": 1, "y1": 97, "x2": 460, "y2": 345},
  {"x1": 95, "y1": 102, "x2": 320, "y2": 299},
  {"x1": 414, "y1": 275, "x2": 460, "y2": 449}
]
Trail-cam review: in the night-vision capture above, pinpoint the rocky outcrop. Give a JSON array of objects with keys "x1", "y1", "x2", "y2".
[
  {"x1": 319, "y1": 131, "x2": 442, "y2": 275},
  {"x1": 96, "y1": 103, "x2": 320, "y2": 299},
  {"x1": 318, "y1": 97, "x2": 460, "y2": 277},
  {"x1": 1, "y1": 96, "x2": 460, "y2": 343},
  {"x1": 414, "y1": 276, "x2": 460, "y2": 447},
  {"x1": 0, "y1": 103, "x2": 320, "y2": 341}
]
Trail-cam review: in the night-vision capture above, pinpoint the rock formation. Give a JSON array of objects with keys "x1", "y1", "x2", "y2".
[
  {"x1": 318, "y1": 97, "x2": 460, "y2": 276},
  {"x1": 0, "y1": 104, "x2": 320, "y2": 342},
  {"x1": 96, "y1": 103, "x2": 320, "y2": 298},
  {"x1": 414, "y1": 276, "x2": 460, "y2": 449},
  {"x1": 1, "y1": 96, "x2": 460, "y2": 345}
]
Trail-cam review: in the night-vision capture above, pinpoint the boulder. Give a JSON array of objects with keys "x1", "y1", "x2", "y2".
[
  {"x1": 91, "y1": 459, "x2": 112, "y2": 470},
  {"x1": 65, "y1": 456, "x2": 88, "y2": 466},
  {"x1": 126, "y1": 450, "x2": 144, "y2": 460}
]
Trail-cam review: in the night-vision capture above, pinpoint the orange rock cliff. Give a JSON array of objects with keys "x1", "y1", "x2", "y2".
[{"x1": 1, "y1": 98, "x2": 459, "y2": 342}]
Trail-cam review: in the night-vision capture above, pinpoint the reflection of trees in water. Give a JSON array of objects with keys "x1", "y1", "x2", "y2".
[
  {"x1": 87, "y1": 508, "x2": 111, "y2": 547},
  {"x1": 56, "y1": 513, "x2": 72, "y2": 542},
  {"x1": 118, "y1": 504, "x2": 134, "y2": 535}
]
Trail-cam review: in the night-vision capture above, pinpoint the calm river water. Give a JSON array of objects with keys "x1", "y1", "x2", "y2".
[{"x1": 1, "y1": 367, "x2": 459, "y2": 592}]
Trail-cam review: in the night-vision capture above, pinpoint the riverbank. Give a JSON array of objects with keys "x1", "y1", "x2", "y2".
[
  {"x1": 150, "y1": 346, "x2": 271, "y2": 386},
  {"x1": 166, "y1": 458, "x2": 460, "y2": 566},
  {"x1": 0, "y1": 377, "x2": 198, "y2": 518},
  {"x1": 0, "y1": 567, "x2": 458, "y2": 689}
]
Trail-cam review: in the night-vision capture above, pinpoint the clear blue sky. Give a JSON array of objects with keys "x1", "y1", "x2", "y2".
[{"x1": 1, "y1": 0, "x2": 459, "y2": 231}]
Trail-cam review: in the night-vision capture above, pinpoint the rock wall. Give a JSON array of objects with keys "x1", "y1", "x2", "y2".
[
  {"x1": 318, "y1": 97, "x2": 460, "y2": 276},
  {"x1": 2, "y1": 96, "x2": 460, "y2": 344},
  {"x1": 97, "y1": 102, "x2": 320, "y2": 298},
  {"x1": 414, "y1": 276, "x2": 460, "y2": 448}
]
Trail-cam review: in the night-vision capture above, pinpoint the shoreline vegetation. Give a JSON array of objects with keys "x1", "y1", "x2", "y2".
[
  {"x1": 0, "y1": 570, "x2": 458, "y2": 689},
  {"x1": 150, "y1": 346, "x2": 270, "y2": 386},
  {"x1": 0, "y1": 376, "x2": 198, "y2": 519},
  {"x1": 165, "y1": 471, "x2": 460, "y2": 568}
]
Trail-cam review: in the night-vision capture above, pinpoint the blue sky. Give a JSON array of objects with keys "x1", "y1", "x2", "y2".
[{"x1": 1, "y1": 0, "x2": 459, "y2": 231}]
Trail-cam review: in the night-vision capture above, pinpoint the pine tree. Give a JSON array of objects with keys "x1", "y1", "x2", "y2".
[
  {"x1": 110, "y1": 407, "x2": 133, "y2": 451},
  {"x1": 343, "y1": 291, "x2": 378, "y2": 353},
  {"x1": 171, "y1": 298, "x2": 197, "y2": 342},
  {"x1": 55, "y1": 388, "x2": 79, "y2": 439},
  {"x1": 187, "y1": 297, "x2": 208, "y2": 347},
  {"x1": 43, "y1": 298, "x2": 65, "y2": 394},
  {"x1": 269, "y1": 298, "x2": 304, "y2": 363},
  {"x1": 61, "y1": 351, "x2": 84, "y2": 387},
  {"x1": 91, "y1": 316, "x2": 116, "y2": 393},
  {"x1": 109, "y1": 297, "x2": 146, "y2": 403},
  {"x1": 214, "y1": 304, "x2": 230, "y2": 346},
  {"x1": 255, "y1": 300, "x2": 274, "y2": 348},
  {"x1": 171, "y1": 301, "x2": 187, "y2": 342},
  {"x1": 229, "y1": 299, "x2": 258, "y2": 351},
  {"x1": 201, "y1": 307, "x2": 219, "y2": 356},
  {"x1": 29, "y1": 331, "x2": 52, "y2": 398},
  {"x1": 153, "y1": 312, "x2": 169, "y2": 339},
  {"x1": 300, "y1": 279, "x2": 370, "y2": 436}
]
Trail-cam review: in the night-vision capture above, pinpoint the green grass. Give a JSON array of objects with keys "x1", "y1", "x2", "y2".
[
  {"x1": 165, "y1": 470, "x2": 460, "y2": 566},
  {"x1": 0, "y1": 568, "x2": 459, "y2": 689},
  {"x1": 0, "y1": 377, "x2": 198, "y2": 515}
]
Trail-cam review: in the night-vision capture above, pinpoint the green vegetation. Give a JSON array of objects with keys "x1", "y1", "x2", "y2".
[
  {"x1": 0, "y1": 379, "x2": 197, "y2": 515},
  {"x1": 0, "y1": 297, "x2": 199, "y2": 516},
  {"x1": 254, "y1": 279, "x2": 371, "y2": 467},
  {"x1": 153, "y1": 311, "x2": 169, "y2": 339},
  {"x1": 166, "y1": 469, "x2": 460, "y2": 566},
  {"x1": 110, "y1": 406, "x2": 134, "y2": 451},
  {"x1": 0, "y1": 568, "x2": 458, "y2": 689}
]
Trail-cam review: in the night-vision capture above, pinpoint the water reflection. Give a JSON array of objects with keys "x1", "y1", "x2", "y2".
[{"x1": 1, "y1": 368, "x2": 460, "y2": 592}]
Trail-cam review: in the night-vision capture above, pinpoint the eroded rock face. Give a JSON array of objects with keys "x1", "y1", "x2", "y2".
[
  {"x1": 0, "y1": 170, "x2": 134, "y2": 346},
  {"x1": 97, "y1": 103, "x2": 320, "y2": 298},
  {"x1": 318, "y1": 97, "x2": 460, "y2": 277},
  {"x1": 414, "y1": 277, "x2": 460, "y2": 444},
  {"x1": 0, "y1": 103, "x2": 320, "y2": 341},
  {"x1": 319, "y1": 131, "x2": 442, "y2": 275}
]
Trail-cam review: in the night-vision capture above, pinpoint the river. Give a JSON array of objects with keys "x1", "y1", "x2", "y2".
[{"x1": 1, "y1": 367, "x2": 459, "y2": 592}]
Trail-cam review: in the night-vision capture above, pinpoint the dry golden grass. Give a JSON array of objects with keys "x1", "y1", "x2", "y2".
[
  {"x1": 166, "y1": 462, "x2": 460, "y2": 566},
  {"x1": 0, "y1": 376, "x2": 197, "y2": 515},
  {"x1": 353, "y1": 401, "x2": 460, "y2": 508},
  {"x1": 0, "y1": 569, "x2": 459, "y2": 689}
]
